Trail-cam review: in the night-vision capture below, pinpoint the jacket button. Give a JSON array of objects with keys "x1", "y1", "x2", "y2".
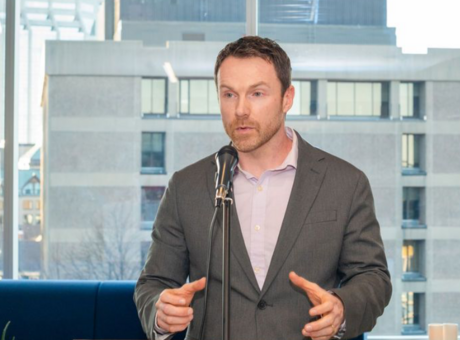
[{"x1": 257, "y1": 300, "x2": 267, "y2": 310}]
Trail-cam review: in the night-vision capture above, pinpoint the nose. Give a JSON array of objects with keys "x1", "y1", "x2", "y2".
[{"x1": 235, "y1": 96, "x2": 250, "y2": 118}]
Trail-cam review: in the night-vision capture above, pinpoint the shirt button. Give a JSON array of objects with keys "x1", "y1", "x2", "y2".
[
  {"x1": 254, "y1": 267, "x2": 260, "y2": 274},
  {"x1": 255, "y1": 225, "x2": 261, "y2": 231},
  {"x1": 257, "y1": 185, "x2": 263, "y2": 192}
]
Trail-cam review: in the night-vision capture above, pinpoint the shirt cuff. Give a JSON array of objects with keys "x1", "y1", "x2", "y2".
[
  {"x1": 332, "y1": 319, "x2": 347, "y2": 339},
  {"x1": 328, "y1": 290, "x2": 346, "y2": 339},
  {"x1": 154, "y1": 313, "x2": 173, "y2": 339}
]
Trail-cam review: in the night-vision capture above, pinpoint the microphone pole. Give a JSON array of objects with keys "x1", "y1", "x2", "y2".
[{"x1": 214, "y1": 145, "x2": 238, "y2": 340}]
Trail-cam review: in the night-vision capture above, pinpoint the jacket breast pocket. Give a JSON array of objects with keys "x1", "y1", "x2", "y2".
[{"x1": 304, "y1": 210, "x2": 337, "y2": 225}]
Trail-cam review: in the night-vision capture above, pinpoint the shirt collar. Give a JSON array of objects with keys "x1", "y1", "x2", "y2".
[{"x1": 235, "y1": 127, "x2": 298, "y2": 179}]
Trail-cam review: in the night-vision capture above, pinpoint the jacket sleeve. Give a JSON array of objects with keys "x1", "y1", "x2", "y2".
[
  {"x1": 134, "y1": 173, "x2": 190, "y2": 339},
  {"x1": 330, "y1": 172, "x2": 392, "y2": 339}
]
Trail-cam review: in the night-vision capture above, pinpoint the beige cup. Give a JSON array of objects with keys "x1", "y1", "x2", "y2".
[
  {"x1": 429, "y1": 324, "x2": 444, "y2": 340},
  {"x1": 443, "y1": 324, "x2": 458, "y2": 340}
]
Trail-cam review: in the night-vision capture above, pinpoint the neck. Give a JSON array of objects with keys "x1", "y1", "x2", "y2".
[{"x1": 238, "y1": 127, "x2": 293, "y2": 179}]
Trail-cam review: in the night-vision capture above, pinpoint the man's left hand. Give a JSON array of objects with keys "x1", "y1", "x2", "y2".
[{"x1": 289, "y1": 271, "x2": 344, "y2": 340}]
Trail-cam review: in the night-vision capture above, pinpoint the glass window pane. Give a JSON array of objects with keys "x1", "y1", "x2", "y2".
[
  {"x1": 142, "y1": 79, "x2": 152, "y2": 113},
  {"x1": 355, "y1": 83, "x2": 372, "y2": 116},
  {"x1": 327, "y1": 82, "x2": 337, "y2": 116},
  {"x1": 403, "y1": 187, "x2": 421, "y2": 222},
  {"x1": 290, "y1": 81, "x2": 301, "y2": 115},
  {"x1": 400, "y1": 83, "x2": 409, "y2": 117},
  {"x1": 402, "y1": 292, "x2": 422, "y2": 327},
  {"x1": 402, "y1": 135, "x2": 408, "y2": 168},
  {"x1": 190, "y1": 80, "x2": 208, "y2": 114},
  {"x1": 208, "y1": 80, "x2": 220, "y2": 114},
  {"x1": 408, "y1": 135, "x2": 414, "y2": 168},
  {"x1": 152, "y1": 79, "x2": 166, "y2": 114},
  {"x1": 373, "y1": 83, "x2": 382, "y2": 116},
  {"x1": 0, "y1": 0, "x2": 4, "y2": 277},
  {"x1": 402, "y1": 241, "x2": 420, "y2": 274},
  {"x1": 408, "y1": 83, "x2": 414, "y2": 117},
  {"x1": 141, "y1": 187, "x2": 165, "y2": 222},
  {"x1": 337, "y1": 82, "x2": 354, "y2": 116},
  {"x1": 300, "y1": 81, "x2": 311, "y2": 115},
  {"x1": 180, "y1": 80, "x2": 189, "y2": 113},
  {"x1": 142, "y1": 132, "x2": 165, "y2": 172}
]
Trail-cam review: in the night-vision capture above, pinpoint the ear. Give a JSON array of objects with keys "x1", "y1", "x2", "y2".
[{"x1": 282, "y1": 85, "x2": 295, "y2": 114}]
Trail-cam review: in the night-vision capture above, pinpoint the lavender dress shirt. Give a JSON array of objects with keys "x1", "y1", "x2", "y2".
[{"x1": 233, "y1": 127, "x2": 298, "y2": 290}]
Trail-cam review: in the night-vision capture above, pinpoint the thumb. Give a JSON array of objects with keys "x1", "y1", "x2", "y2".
[{"x1": 181, "y1": 277, "x2": 207, "y2": 295}]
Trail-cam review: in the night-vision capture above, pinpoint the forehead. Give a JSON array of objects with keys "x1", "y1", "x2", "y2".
[{"x1": 217, "y1": 56, "x2": 279, "y2": 87}]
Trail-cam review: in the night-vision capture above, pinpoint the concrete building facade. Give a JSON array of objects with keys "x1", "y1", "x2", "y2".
[{"x1": 42, "y1": 39, "x2": 460, "y2": 334}]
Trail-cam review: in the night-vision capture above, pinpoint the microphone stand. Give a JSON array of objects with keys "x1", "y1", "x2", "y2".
[{"x1": 222, "y1": 196, "x2": 232, "y2": 340}]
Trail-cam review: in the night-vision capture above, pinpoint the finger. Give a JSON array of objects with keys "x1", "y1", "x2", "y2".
[
  {"x1": 157, "y1": 311, "x2": 194, "y2": 326},
  {"x1": 304, "y1": 313, "x2": 334, "y2": 334},
  {"x1": 181, "y1": 277, "x2": 206, "y2": 294},
  {"x1": 303, "y1": 329, "x2": 335, "y2": 340},
  {"x1": 289, "y1": 272, "x2": 326, "y2": 306},
  {"x1": 161, "y1": 303, "x2": 193, "y2": 317},
  {"x1": 159, "y1": 291, "x2": 188, "y2": 306},
  {"x1": 309, "y1": 300, "x2": 334, "y2": 317},
  {"x1": 305, "y1": 327, "x2": 338, "y2": 340},
  {"x1": 303, "y1": 327, "x2": 334, "y2": 340},
  {"x1": 303, "y1": 321, "x2": 338, "y2": 340},
  {"x1": 289, "y1": 272, "x2": 323, "y2": 293},
  {"x1": 157, "y1": 315, "x2": 189, "y2": 334}
]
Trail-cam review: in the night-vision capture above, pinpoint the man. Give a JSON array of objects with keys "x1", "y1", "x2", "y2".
[{"x1": 135, "y1": 36, "x2": 392, "y2": 340}]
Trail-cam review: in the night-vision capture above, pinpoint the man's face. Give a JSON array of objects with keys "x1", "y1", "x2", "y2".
[{"x1": 217, "y1": 56, "x2": 293, "y2": 153}]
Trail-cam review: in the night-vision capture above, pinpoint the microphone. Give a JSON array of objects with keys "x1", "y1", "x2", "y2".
[{"x1": 215, "y1": 145, "x2": 239, "y2": 207}]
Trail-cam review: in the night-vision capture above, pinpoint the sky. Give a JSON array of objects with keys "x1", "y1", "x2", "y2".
[{"x1": 387, "y1": 0, "x2": 460, "y2": 54}]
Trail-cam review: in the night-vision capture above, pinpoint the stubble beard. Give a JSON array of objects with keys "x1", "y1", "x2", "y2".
[{"x1": 224, "y1": 116, "x2": 284, "y2": 153}]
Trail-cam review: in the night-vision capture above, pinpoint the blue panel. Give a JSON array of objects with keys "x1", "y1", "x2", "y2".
[
  {"x1": 0, "y1": 280, "x2": 99, "y2": 340},
  {"x1": 94, "y1": 281, "x2": 147, "y2": 339}
]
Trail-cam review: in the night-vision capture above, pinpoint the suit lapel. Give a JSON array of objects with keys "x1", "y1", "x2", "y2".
[
  {"x1": 260, "y1": 135, "x2": 328, "y2": 296},
  {"x1": 206, "y1": 162, "x2": 261, "y2": 294}
]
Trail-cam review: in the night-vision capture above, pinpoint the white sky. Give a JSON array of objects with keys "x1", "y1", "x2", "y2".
[{"x1": 387, "y1": 0, "x2": 460, "y2": 54}]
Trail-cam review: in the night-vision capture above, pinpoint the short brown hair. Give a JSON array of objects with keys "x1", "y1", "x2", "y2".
[{"x1": 214, "y1": 36, "x2": 292, "y2": 95}]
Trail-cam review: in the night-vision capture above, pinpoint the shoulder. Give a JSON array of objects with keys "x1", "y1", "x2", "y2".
[
  {"x1": 168, "y1": 153, "x2": 215, "y2": 191},
  {"x1": 297, "y1": 134, "x2": 367, "y2": 184}
]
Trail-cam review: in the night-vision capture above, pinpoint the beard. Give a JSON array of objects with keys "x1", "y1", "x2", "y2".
[{"x1": 223, "y1": 115, "x2": 284, "y2": 153}]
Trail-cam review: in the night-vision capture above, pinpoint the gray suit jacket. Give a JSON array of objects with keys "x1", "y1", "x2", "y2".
[{"x1": 135, "y1": 134, "x2": 392, "y2": 340}]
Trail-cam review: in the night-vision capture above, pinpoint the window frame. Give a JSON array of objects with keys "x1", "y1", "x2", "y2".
[
  {"x1": 179, "y1": 78, "x2": 221, "y2": 116},
  {"x1": 327, "y1": 80, "x2": 390, "y2": 118},
  {"x1": 141, "y1": 77, "x2": 168, "y2": 117},
  {"x1": 141, "y1": 132, "x2": 167, "y2": 175}
]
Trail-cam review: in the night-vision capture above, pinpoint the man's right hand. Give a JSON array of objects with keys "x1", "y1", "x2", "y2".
[{"x1": 155, "y1": 277, "x2": 207, "y2": 333}]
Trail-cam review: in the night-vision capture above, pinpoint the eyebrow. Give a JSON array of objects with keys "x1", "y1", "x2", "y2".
[{"x1": 219, "y1": 81, "x2": 271, "y2": 91}]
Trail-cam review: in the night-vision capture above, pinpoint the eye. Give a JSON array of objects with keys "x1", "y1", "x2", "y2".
[
  {"x1": 253, "y1": 91, "x2": 263, "y2": 97},
  {"x1": 223, "y1": 92, "x2": 234, "y2": 98}
]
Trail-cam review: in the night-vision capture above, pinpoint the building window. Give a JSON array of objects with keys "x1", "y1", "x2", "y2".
[
  {"x1": 23, "y1": 214, "x2": 34, "y2": 225},
  {"x1": 141, "y1": 187, "x2": 165, "y2": 229},
  {"x1": 400, "y1": 82, "x2": 421, "y2": 118},
  {"x1": 289, "y1": 80, "x2": 317, "y2": 116},
  {"x1": 402, "y1": 134, "x2": 425, "y2": 175},
  {"x1": 402, "y1": 187, "x2": 425, "y2": 228},
  {"x1": 402, "y1": 292, "x2": 425, "y2": 334},
  {"x1": 179, "y1": 79, "x2": 220, "y2": 115},
  {"x1": 141, "y1": 132, "x2": 166, "y2": 174},
  {"x1": 142, "y1": 78, "x2": 167, "y2": 115},
  {"x1": 22, "y1": 200, "x2": 33, "y2": 210},
  {"x1": 402, "y1": 240, "x2": 425, "y2": 280},
  {"x1": 327, "y1": 81, "x2": 389, "y2": 117}
]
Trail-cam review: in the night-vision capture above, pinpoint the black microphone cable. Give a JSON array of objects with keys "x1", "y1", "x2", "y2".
[{"x1": 199, "y1": 205, "x2": 220, "y2": 340}]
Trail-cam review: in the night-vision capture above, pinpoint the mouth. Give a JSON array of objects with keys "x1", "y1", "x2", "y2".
[{"x1": 236, "y1": 126, "x2": 254, "y2": 131}]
